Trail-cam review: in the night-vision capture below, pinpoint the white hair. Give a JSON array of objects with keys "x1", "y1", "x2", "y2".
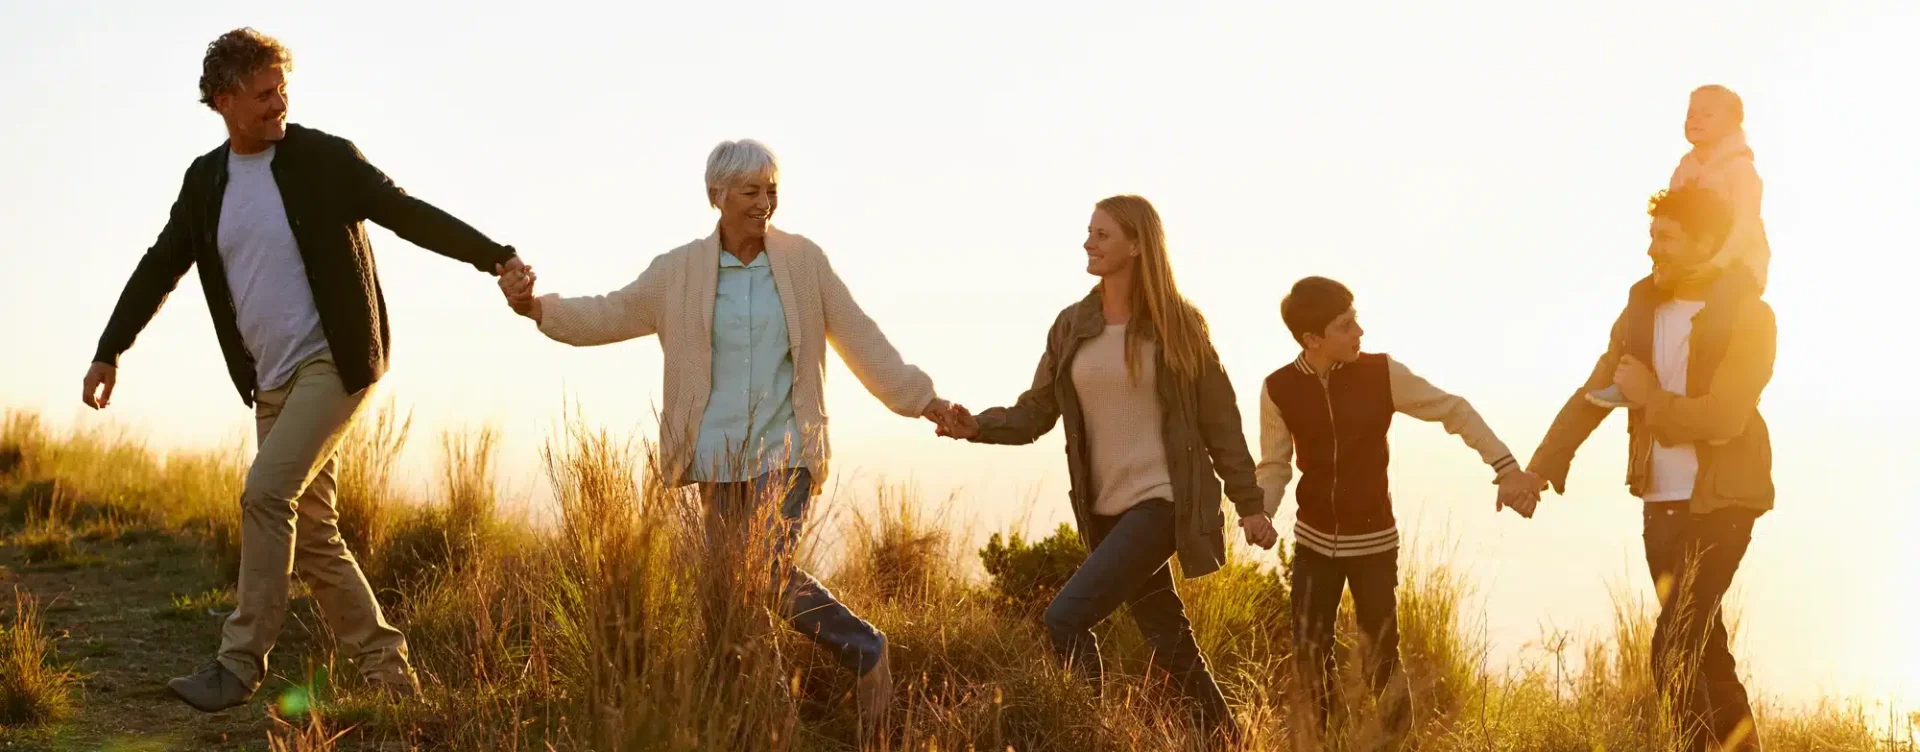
[{"x1": 705, "y1": 139, "x2": 779, "y2": 208}]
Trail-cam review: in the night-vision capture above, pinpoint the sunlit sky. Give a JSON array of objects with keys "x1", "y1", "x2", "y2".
[{"x1": 3, "y1": 1, "x2": 1916, "y2": 709}]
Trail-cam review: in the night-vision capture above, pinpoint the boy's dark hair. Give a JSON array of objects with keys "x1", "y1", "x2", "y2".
[
  {"x1": 1281, "y1": 276, "x2": 1354, "y2": 345},
  {"x1": 1647, "y1": 186, "x2": 1734, "y2": 252}
]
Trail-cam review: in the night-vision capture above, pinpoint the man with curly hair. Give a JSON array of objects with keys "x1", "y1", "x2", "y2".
[
  {"x1": 82, "y1": 27, "x2": 526, "y2": 712},
  {"x1": 1527, "y1": 186, "x2": 1776, "y2": 751}
]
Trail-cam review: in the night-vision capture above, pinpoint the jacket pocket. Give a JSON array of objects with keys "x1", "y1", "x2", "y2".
[{"x1": 1709, "y1": 427, "x2": 1773, "y2": 503}]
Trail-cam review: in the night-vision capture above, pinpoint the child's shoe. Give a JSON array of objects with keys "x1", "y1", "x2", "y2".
[{"x1": 1584, "y1": 384, "x2": 1637, "y2": 410}]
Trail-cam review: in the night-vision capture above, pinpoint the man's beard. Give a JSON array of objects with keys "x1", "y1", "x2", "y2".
[{"x1": 1655, "y1": 259, "x2": 1721, "y2": 291}]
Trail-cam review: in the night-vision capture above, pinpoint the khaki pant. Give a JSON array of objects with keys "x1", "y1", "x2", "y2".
[{"x1": 215, "y1": 358, "x2": 411, "y2": 688}]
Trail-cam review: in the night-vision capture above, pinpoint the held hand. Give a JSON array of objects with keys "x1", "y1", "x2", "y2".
[
  {"x1": 1239, "y1": 513, "x2": 1279, "y2": 550},
  {"x1": 497, "y1": 255, "x2": 528, "y2": 276},
  {"x1": 1495, "y1": 470, "x2": 1544, "y2": 519},
  {"x1": 921, "y1": 398, "x2": 953, "y2": 429},
  {"x1": 495, "y1": 262, "x2": 538, "y2": 318},
  {"x1": 82, "y1": 362, "x2": 116, "y2": 410},
  {"x1": 1613, "y1": 355, "x2": 1660, "y2": 405},
  {"x1": 934, "y1": 403, "x2": 979, "y2": 440}
]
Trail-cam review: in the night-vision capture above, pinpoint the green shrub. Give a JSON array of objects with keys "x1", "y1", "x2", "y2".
[
  {"x1": 164, "y1": 589, "x2": 235, "y2": 622},
  {"x1": 978, "y1": 523, "x2": 1086, "y2": 615}
]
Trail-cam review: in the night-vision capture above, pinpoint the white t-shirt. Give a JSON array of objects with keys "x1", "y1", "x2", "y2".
[
  {"x1": 219, "y1": 147, "x2": 331, "y2": 392},
  {"x1": 1644, "y1": 298, "x2": 1709, "y2": 503}
]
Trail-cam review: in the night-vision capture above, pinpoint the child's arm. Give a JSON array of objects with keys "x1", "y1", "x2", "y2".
[
  {"x1": 1255, "y1": 387, "x2": 1294, "y2": 517},
  {"x1": 1387, "y1": 357, "x2": 1520, "y2": 479}
]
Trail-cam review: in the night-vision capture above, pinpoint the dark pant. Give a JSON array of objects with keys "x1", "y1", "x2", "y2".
[
  {"x1": 699, "y1": 468, "x2": 886, "y2": 676},
  {"x1": 1044, "y1": 500, "x2": 1236, "y2": 738},
  {"x1": 1290, "y1": 544, "x2": 1408, "y2": 736},
  {"x1": 1644, "y1": 504, "x2": 1762, "y2": 751}
]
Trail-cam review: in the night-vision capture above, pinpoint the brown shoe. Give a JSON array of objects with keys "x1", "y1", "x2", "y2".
[{"x1": 855, "y1": 650, "x2": 893, "y2": 747}]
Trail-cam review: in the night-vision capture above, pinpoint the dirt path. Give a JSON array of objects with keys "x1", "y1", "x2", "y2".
[{"x1": 1, "y1": 528, "x2": 336, "y2": 751}]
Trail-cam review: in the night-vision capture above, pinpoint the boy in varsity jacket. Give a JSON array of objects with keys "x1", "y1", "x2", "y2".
[{"x1": 1254, "y1": 276, "x2": 1543, "y2": 737}]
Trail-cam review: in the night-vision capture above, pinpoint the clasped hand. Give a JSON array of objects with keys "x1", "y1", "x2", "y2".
[
  {"x1": 924, "y1": 400, "x2": 977, "y2": 439},
  {"x1": 495, "y1": 259, "x2": 538, "y2": 319},
  {"x1": 1496, "y1": 469, "x2": 1547, "y2": 518}
]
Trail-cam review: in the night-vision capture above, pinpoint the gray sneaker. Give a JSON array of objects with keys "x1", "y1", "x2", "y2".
[
  {"x1": 167, "y1": 662, "x2": 254, "y2": 713},
  {"x1": 1584, "y1": 384, "x2": 1637, "y2": 410}
]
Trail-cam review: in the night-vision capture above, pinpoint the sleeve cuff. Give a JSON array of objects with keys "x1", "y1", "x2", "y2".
[
  {"x1": 1489, "y1": 454, "x2": 1520, "y2": 481},
  {"x1": 1235, "y1": 501, "x2": 1266, "y2": 519},
  {"x1": 481, "y1": 244, "x2": 517, "y2": 274}
]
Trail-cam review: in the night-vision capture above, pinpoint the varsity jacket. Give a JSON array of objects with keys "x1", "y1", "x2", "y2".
[{"x1": 1257, "y1": 353, "x2": 1519, "y2": 557}]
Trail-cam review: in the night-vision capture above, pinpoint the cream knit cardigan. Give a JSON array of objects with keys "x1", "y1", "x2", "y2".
[{"x1": 535, "y1": 226, "x2": 938, "y2": 492}]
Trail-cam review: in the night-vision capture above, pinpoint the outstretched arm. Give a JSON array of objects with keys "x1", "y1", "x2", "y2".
[
  {"x1": 815, "y1": 247, "x2": 939, "y2": 418},
  {"x1": 341, "y1": 138, "x2": 518, "y2": 274},
  {"x1": 957, "y1": 327, "x2": 1064, "y2": 446},
  {"x1": 1388, "y1": 356, "x2": 1520, "y2": 476},
  {"x1": 1387, "y1": 356, "x2": 1543, "y2": 515},
  {"x1": 515, "y1": 254, "x2": 670, "y2": 346},
  {"x1": 88, "y1": 167, "x2": 198, "y2": 408},
  {"x1": 1527, "y1": 309, "x2": 1628, "y2": 493}
]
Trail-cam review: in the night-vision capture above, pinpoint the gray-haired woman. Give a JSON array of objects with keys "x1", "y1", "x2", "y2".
[{"x1": 499, "y1": 139, "x2": 953, "y2": 737}]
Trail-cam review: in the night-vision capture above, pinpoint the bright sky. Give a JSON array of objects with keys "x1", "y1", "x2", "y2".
[{"x1": 3, "y1": 0, "x2": 1915, "y2": 710}]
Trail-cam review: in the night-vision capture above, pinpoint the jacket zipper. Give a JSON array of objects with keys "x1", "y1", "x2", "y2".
[{"x1": 1319, "y1": 369, "x2": 1340, "y2": 556}]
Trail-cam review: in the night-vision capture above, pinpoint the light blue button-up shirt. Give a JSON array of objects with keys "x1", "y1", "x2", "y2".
[{"x1": 690, "y1": 250, "x2": 801, "y2": 482}]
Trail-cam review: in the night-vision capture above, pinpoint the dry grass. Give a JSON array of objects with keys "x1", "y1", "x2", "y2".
[
  {"x1": 0, "y1": 588, "x2": 76, "y2": 727},
  {"x1": 2, "y1": 407, "x2": 1912, "y2": 751},
  {"x1": 334, "y1": 400, "x2": 413, "y2": 571}
]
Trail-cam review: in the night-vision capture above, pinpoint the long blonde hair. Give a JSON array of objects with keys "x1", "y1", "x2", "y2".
[{"x1": 1095, "y1": 195, "x2": 1214, "y2": 384}]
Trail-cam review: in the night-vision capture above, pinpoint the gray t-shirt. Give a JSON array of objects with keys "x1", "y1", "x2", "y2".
[{"x1": 219, "y1": 147, "x2": 330, "y2": 391}]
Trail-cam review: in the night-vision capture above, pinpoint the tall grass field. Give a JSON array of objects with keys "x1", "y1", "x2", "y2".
[{"x1": 0, "y1": 407, "x2": 1911, "y2": 750}]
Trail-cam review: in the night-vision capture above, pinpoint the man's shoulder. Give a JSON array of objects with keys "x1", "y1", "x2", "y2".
[
  {"x1": 183, "y1": 143, "x2": 225, "y2": 179},
  {"x1": 1734, "y1": 296, "x2": 1776, "y2": 328},
  {"x1": 273, "y1": 124, "x2": 364, "y2": 167},
  {"x1": 283, "y1": 123, "x2": 352, "y2": 150}
]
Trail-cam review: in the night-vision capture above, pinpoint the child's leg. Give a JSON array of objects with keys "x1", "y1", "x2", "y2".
[
  {"x1": 1289, "y1": 545, "x2": 1347, "y2": 736},
  {"x1": 1585, "y1": 349, "x2": 1636, "y2": 409},
  {"x1": 1346, "y1": 548, "x2": 1409, "y2": 735}
]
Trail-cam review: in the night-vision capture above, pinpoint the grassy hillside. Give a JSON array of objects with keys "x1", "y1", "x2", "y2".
[{"x1": 0, "y1": 408, "x2": 1911, "y2": 751}]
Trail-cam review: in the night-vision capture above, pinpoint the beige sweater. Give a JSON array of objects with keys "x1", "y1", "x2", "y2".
[
  {"x1": 535, "y1": 226, "x2": 938, "y2": 492},
  {"x1": 1071, "y1": 325, "x2": 1174, "y2": 516}
]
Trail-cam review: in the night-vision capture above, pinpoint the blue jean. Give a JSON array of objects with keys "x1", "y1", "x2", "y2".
[
  {"x1": 1290, "y1": 544, "x2": 1408, "y2": 736},
  {"x1": 698, "y1": 468, "x2": 886, "y2": 675},
  {"x1": 1045, "y1": 499, "x2": 1235, "y2": 737}
]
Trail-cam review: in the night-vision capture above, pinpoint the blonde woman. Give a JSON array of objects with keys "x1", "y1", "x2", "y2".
[
  {"x1": 938, "y1": 195, "x2": 1268, "y2": 741},
  {"x1": 499, "y1": 139, "x2": 954, "y2": 738}
]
